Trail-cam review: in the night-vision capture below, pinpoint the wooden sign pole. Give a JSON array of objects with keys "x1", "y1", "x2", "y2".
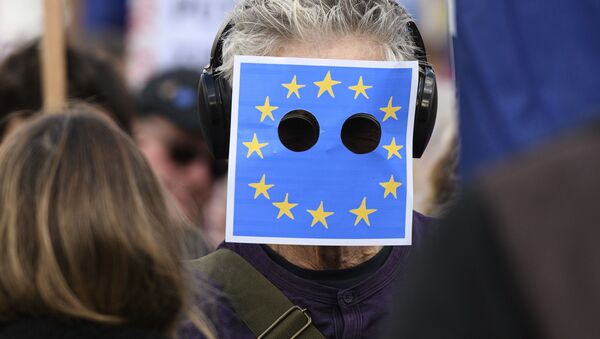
[{"x1": 41, "y1": 0, "x2": 67, "y2": 113}]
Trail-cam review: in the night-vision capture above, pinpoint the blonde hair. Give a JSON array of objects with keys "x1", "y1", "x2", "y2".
[
  {"x1": 218, "y1": 0, "x2": 418, "y2": 81},
  {"x1": 0, "y1": 108, "x2": 212, "y2": 337}
]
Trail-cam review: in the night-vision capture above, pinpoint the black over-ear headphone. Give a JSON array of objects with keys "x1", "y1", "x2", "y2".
[{"x1": 198, "y1": 5, "x2": 437, "y2": 159}]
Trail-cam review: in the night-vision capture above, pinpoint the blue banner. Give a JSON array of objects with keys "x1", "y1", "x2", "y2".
[{"x1": 454, "y1": 0, "x2": 600, "y2": 179}]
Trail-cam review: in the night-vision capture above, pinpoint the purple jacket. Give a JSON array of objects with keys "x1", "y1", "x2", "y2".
[{"x1": 183, "y1": 212, "x2": 433, "y2": 339}]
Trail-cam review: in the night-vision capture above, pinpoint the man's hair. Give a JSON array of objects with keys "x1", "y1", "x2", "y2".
[
  {"x1": 0, "y1": 41, "x2": 134, "y2": 136},
  {"x1": 218, "y1": 0, "x2": 418, "y2": 82}
]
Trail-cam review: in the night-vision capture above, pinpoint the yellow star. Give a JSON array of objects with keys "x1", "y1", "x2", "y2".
[
  {"x1": 255, "y1": 96, "x2": 278, "y2": 122},
  {"x1": 348, "y1": 76, "x2": 373, "y2": 99},
  {"x1": 314, "y1": 71, "x2": 341, "y2": 98},
  {"x1": 306, "y1": 201, "x2": 334, "y2": 228},
  {"x1": 349, "y1": 197, "x2": 377, "y2": 226},
  {"x1": 379, "y1": 175, "x2": 403, "y2": 199},
  {"x1": 242, "y1": 133, "x2": 268, "y2": 158},
  {"x1": 380, "y1": 96, "x2": 401, "y2": 121},
  {"x1": 282, "y1": 75, "x2": 306, "y2": 99},
  {"x1": 382, "y1": 137, "x2": 403, "y2": 160},
  {"x1": 248, "y1": 174, "x2": 274, "y2": 199},
  {"x1": 273, "y1": 193, "x2": 298, "y2": 220}
]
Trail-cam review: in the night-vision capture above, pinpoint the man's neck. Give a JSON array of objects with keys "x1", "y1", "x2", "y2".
[{"x1": 267, "y1": 245, "x2": 384, "y2": 270}]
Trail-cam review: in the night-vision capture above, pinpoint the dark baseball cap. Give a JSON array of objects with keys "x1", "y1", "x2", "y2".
[{"x1": 137, "y1": 68, "x2": 202, "y2": 134}]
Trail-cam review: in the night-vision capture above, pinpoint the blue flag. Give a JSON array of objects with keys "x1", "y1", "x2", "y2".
[
  {"x1": 454, "y1": 0, "x2": 600, "y2": 180},
  {"x1": 226, "y1": 56, "x2": 418, "y2": 246}
]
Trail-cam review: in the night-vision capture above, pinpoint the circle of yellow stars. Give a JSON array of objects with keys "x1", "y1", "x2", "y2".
[{"x1": 242, "y1": 69, "x2": 407, "y2": 229}]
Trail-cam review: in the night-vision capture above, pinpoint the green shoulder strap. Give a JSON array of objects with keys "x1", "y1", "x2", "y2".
[{"x1": 189, "y1": 248, "x2": 326, "y2": 339}]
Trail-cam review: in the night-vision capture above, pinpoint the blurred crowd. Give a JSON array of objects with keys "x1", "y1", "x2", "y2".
[{"x1": 0, "y1": 0, "x2": 598, "y2": 338}]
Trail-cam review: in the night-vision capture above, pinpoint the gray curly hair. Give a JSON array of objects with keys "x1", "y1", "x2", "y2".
[{"x1": 217, "y1": 0, "x2": 418, "y2": 82}]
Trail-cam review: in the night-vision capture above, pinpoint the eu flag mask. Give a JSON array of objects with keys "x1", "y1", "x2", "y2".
[{"x1": 226, "y1": 56, "x2": 418, "y2": 246}]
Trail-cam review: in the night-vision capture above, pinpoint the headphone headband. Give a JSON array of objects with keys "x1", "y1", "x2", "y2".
[
  {"x1": 206, "y1": 22, "x2": 233, "y2": 74},
  {"x1": 406, "y1": 21, "x2": 428, "y2": 63}
]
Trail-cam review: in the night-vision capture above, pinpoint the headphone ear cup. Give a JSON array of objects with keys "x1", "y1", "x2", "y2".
[
  {"x1": 198, "y1": 69, "x2": 229, "y2": 160},
  {"x1": 412, "y1": 64, "x2": 438, "y2": 158}
]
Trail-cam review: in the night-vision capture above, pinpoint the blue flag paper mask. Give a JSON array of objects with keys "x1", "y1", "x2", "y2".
[{"x1": 227, "y1": 56, "x2": 418, "y2": 246}]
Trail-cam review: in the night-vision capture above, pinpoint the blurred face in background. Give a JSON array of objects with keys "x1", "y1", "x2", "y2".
[{"x1": 134, "y1": 115, "x2": 214, "y2": 223}]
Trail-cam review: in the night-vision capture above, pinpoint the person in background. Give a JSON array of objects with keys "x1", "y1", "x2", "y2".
[
  {"x1": 0, "y1": 107, "x2": 213, "y2": 338},
  {"x1": 134, "y1": 68, "x2": 223, "y2": 252},
  {"x1": 0, "y1": 41, "x2": 134, "y2": 139},
  {"x1": 380, "y1": 0, "x2": 600, "y2": 336},
  {"x1": 380, "y1": 121, "x2": 600, "y2": 339}
]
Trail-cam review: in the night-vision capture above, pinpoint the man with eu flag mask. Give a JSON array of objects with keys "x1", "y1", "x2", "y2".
[{"x1": 186, "y1": 1, "x2": 439, "y2": 338}]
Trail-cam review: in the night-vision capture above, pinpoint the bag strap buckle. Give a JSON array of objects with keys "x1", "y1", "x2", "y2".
[{"x1": 258, "y1": 305, "x2": 312, "y2": 339}]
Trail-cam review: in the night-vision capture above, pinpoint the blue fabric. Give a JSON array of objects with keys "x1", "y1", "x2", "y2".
[
  {"x1": 454, "y1": 0, "x2": 600, "y2": 179},
  {"x1": 84, "y1": 0, "x2": 127, "y2": 33}
]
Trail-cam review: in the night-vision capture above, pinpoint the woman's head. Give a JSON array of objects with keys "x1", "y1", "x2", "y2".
[{"x1": 0, "y1": 108, "x2": 182, "y2": 332}]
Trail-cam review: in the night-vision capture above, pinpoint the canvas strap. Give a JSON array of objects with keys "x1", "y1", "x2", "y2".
[{"x1": 190, "y1": 249, "x2": 326, "y2": 339}]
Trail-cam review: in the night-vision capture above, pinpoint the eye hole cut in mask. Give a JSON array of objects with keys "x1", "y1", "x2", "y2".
[
  {"x1": 341, "y1": 113, "x2": 381, "y2": 154},
  {"x1": 278, "y1": 109, "x2": 319, "y2": 152},
  {"x1": 278, "y1": 110, "x2": 381, "y2": 154}
]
